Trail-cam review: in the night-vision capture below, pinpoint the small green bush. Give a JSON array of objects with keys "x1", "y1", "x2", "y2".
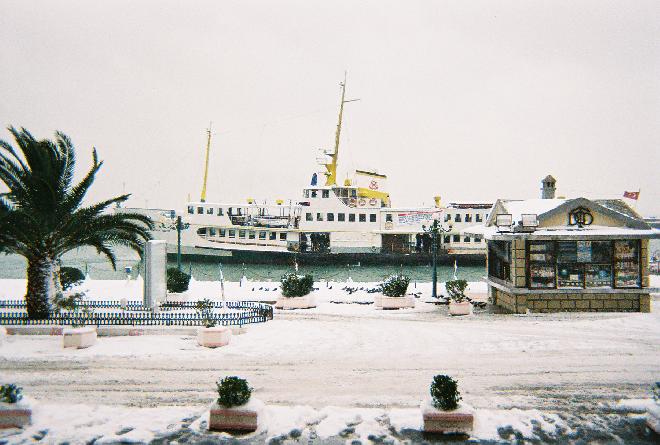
[
  {"x1": 0, "y1": 384, "x2": 23, "y2": 403},
  {"x1": 216, "y1": 376, "x2": 252, "y2": 408},
  {"x1": 59, "y1": 266, "x2": 85, "y2": 291},
  {"x1": 445, "y1": 279, "x2": 468, "y2": 303},
  {"x1": 195, "y1": 298, "x2": 216, "y2": 328},
  {"x1": 380, "y1": 274, "x2": 410, "y2": 298},
  {"x1": 430, "y1": 375, "x2": 462, "y2": 410},
  {"x1": 280, "y1": 273, "x2": 313, "y2": 297},
  {"x1": 53, "y1": 292, "x2": 91, "y2": 327},
  {"x1": 167, "y1": 267, "x2": 191, "y2": 293}
]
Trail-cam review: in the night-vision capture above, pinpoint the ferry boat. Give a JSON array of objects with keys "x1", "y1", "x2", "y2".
[{"x1": 120, "y1": 78, "x2": 486, "y2": 265}]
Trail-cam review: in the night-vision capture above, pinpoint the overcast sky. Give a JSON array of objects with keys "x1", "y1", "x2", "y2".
[{"x1": 1, "y1": 0, "x2": 659, "y2": 216}]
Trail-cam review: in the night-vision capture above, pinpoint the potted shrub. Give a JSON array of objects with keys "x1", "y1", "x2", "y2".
[
  {"x1": 422, "y1": 375, "x2": 473, "y2": 434},
  {"x1": 274, "y1": 273, "x2": 316, "y2": 309},
  {"x1": 209, "y1": 376, "x2": 260, "y2": 432},
  {"x1": 56, "y1": 293, "x2": 97, "y2": 349},
  {"x1": 647, "y1": 381, "x2": 660, "y2": 434},
  {"x1": 167, "y1": 267, "x2": 191, "y2": 302},
  {"x1": 445, "y1": 280, "x2": 472, "y2": 316},
  {"x1": 0, "y1": 384, "x2": 31, "y2": 429},
  {"x1": 196, "y1": 299, "x2": 231, "y2": 348},
  {"x1": 374, "y1": 274, "x2": 414, "y2": 309}
]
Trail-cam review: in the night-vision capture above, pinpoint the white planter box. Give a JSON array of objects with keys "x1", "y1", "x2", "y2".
[
  {"x1": 209, "y1": 399, "x2": 261, "y2": 432},
  {"x1": 449, "y1": 301, "x2": 473, "y2": 316},
  {"x1": 647, "y1": 404, "x2": 660, "y2": 434},
  {"x1": 0, "y1": 401, "x2": 31, "y2": 429},
  {"x1": 197, "y1": 326, "x2": 231, "y2": 348},
  {"x1": 374, "y1": 295, "x2": 415, "y2": 309},
  {"x1": 166, "y1": 292, "x2": 189, "y2": 303},
  {"x1": 62, "y1": 326, "x2": 97, "y2": 349},
  {"x1": 422, "y1": 399, "x2": 474, "y2": 434},
  {"x1": 274, "y1": 294, "x2": 316, "y2": 310}
]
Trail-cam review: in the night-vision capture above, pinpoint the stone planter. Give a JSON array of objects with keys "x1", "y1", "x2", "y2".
[
  {"x1": 647, "y1": 404, "x2": 660, "y2": 434},
  {"x1": 209, "y1": 400, "x2": 259, "y2": 432},
  {"x1": 62, "y1": 326, "x2": 97, "y2": 349},
  {"x1": 166, "y1": 292, "x2": 189, "y2": 303},
  {"x1": 422, "y1": 399, "x2": 474, "y2": 434},
  {"x1": 197, "y1": 326, "x2": 232, "y2": 348},
  {"x1": 448, "y1": 301, "x2": 473, "y2": 316},
  {"x1": 0, "y1": 401, "x2": 31, "y2": 429},
  {"x1": 374, "y1": 295, "x2": 415, "y2": 310},
  {"x1": 274, "y1": 294, "x2": 316, "y2": 310}
]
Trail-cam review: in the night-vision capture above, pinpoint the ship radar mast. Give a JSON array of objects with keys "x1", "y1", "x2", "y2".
[
  {"x1": 324, "y1": 72, "x2": 359, "y2": 186},
  {"x1": 200, "y1": 122, "x2": 213, "y2": 202}
]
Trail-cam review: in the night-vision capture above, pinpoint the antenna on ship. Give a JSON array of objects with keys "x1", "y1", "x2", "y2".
[
  {"x1": 324, "y1": 72, "x2": 360, "y2": 186},
  {"x1": 200, "y1": 122, "x2": 213, "y2": 202}
]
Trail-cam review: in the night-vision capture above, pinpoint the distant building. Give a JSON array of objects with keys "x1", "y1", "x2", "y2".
[
  {"x1": 441, "y1": 202, "x2": 493, "y2": 255},
  {"x1": 541, "y1": 175, "x2": 556, "y2": 199}
]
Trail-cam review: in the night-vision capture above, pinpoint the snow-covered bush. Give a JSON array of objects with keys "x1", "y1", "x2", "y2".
[
  {"x1": 59, "y1": 266, "x2": 84, "y2": 290},
  {"x1": 445, "y1": 279, "x2": 469, "y2": 303},
  {"x1": 167, "y1": 267, "x2": 191, "y2": 293},
  {"x1": 195, "y1": 299, "x2": 216, "y2": 328},
  {"x1": 380, "y1": 274, "x2": 410, "y2": 298},
  {"x1": 280, "y1": 273, "x2": 313, "y2": 297},
  {"x1": 54, "y1": 292, "x2": 91, "y2": 327},
  {"x1": 0, "y1": 384, "x2": 23, "y2": 404},
  {"x1": 216, "y1": 376, "x2": 252, "y2": 408},
  {"x1": 430, "y1": 375, "x2": 462, "y2": 410}
]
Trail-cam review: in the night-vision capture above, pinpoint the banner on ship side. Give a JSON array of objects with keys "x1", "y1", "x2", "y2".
[{"x1": 397, "y1": 211, "x2": 439, "y2": 226}]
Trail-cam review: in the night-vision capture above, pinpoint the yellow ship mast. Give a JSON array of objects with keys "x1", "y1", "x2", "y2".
[
  {"x1": 200, "y1": 122, "x2": 212, "y2": 202},
  {"x1": 325, "y1": 73, "x2": 359, "y2": 186}
]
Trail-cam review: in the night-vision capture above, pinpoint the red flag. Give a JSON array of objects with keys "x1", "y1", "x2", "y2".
[{"x1": 623, "y1": 191, "x2": 640, "y2": 200}]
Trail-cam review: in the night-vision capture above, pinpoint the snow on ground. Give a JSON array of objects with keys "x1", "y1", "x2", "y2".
[{"x1": 1, "y1": 276, "x2": 659, "y2": 443}]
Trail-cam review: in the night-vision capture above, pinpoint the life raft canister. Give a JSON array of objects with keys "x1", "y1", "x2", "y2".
[
  {"x1": 369, "y1": 198, "x2": 378, "y2": 206},
  {"x1": 358, "y1": 198, "x2": 367, "y2": 207}
]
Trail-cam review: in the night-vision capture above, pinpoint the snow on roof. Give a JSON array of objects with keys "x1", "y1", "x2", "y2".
[
  {"x1": 464, "y1": 224, "x2": 659, "y2": 239},
  {"x1": 498, "y1": 199, "x2": 567, "y2": 223}
]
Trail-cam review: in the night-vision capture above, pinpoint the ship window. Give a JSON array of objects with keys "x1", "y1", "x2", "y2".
[
  {"x1": 197, "y1": 228, "x2": 207, "y2": 236},
  {"x1": 249, "y1": 231, "x2": 255, "y2": 239},
  {"x1": 220, "y1": 229, "x2": 226, "y2": 237},
  {"x1": 327, "y1": 213, "x2": 334, "y2": 221},
  {"x1": 207, "y1": 207, "x2": 214, "y2": 215},
  {"x1": 188, "y1": 206, "x2": 194, "y2": 214},
  {"x1": 341, "y1": 189, "x2": 348, "y2": 197},
  {"x1": 359, "y1": 214, "x2": 366, "y2": 223},
  {"x1": 228, "y1": 207, "x2": 233, "y2": 216},
  {"x1": 349, "y1": 214, "x2": 356, "y2": 222},
  {"x1": 311, "y1": 190, "x2": 317, "y2": 198},
  {"x1": 317, "y1": 213, "x2": 324, "y2": 221},
  {"x1": 228, "y1": 229, "x2": 236, "y2": 238},
  {"x1": 351, "y1": 189, "x2": 357, "y2": 198},
  {"x1": 445, "y1": 214, "x2": 451, "y2": 222},
  {"x1": 370, "y1": 214, "x2": 377, "y2": 222},
  {"x1": 269, "y1": 232, "x2": 276, "y2": 240},
  {"x1": 474, "y1": 236, "x2": 482, "y2": 242},
  {"x1": 453, "y1": 235, "x2": 460, "y2": 242},
  {"x1": 322, "y1": 190, "x2": 330, "y2": 198},
  {"x1": 465, "y1": 214, "x2": 472, "y2": 222},
  {"x1": 338, "y1": 213, "x2": 345, "y2": 222},
  {"x1": 304, "y1": 190, "x2": 309, "y2": 198},
  {"x1": 218, "y1": 208, "x2": 224, "y2": 216},
  {"x1": 476, "y1": 214, "x2": 482, "y2": 222},
  {"x1": 464, "y1": 235, "x2": 470, "y2": 242},
  {"x1": 237, "y1": 208, "x2": 243, "y2": 216},
  {"x1": 197, "y1": 207, "x2": 204, "y2": 214},
  {"x1": 454, "y1": 214, "x2": 462, "y2": 223},
  {"x1": 239, "y1": 230, "x2": 246, "y2": 239},
  {"x1": 209, "y1": 228, "x2": 216, "y2": 236},
  {"x1": 259, "y1": 231, "x2": 266, "y2": 240},
  {"x1": 444, "y1": 235, "x2": 451, "y2": 243},
  {"x1": 279, "y1": 233, "x2": 287, "y2": 241},
  {"x1": 306, "y1": 212, "x2": 313, "y2": 221},
  {"x1": 386, "y1": 214, "x2": 393, "y2": 223}
]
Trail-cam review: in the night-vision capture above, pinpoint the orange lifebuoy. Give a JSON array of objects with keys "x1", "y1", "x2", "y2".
[
  {"x1": 358, "y1": 198, "x2": 367, "y2": 207},
  {"x1": 369, "y1": 198, "x2": 377, "y2": 206},
  {"x1": 348, "y1": 198, "x2": 357, "y2": 207}
]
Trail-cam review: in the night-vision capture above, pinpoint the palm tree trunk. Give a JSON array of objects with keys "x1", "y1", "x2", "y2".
[{"x1": 25, "y1": 257, "x2": 56, "y2": 319}]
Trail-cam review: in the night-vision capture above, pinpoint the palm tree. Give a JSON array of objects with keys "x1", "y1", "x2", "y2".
[{"x1": 0, "y1": 126, "x2": 153, "y2": 319}]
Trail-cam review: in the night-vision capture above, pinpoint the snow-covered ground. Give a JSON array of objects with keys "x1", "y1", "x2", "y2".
[{"x1": 1, "y1": 276, "x2": 659, "y2": 443}]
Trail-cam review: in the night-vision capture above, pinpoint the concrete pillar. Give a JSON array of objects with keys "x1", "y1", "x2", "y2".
[{"x1": 143, "y1": 240, "x2": 167, "y2": 308}]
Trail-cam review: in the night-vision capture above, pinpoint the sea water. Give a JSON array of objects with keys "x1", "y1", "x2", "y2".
[{"x1": 0, "y1": 246, "x2": 486, "y2": 283}]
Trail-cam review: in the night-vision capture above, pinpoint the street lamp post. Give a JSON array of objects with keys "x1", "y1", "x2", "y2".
[{"x1": 423, "y1": 215, "x2": 450, "y2": 299}]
